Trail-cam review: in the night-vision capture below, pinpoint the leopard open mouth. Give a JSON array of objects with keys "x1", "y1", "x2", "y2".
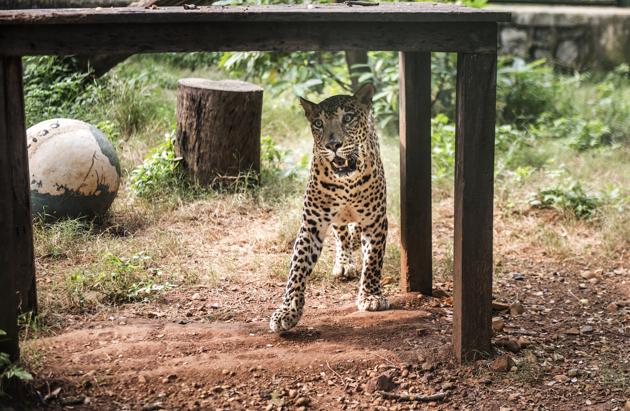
[{"x1": 331, "y1": 155, "x2": 357, "y2": 176}]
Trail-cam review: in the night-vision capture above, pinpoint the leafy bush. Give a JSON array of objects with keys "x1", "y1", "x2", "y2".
[
  {"x1": 559, "y1": 64, "x2": 630, "y2": 145},
  {"x1": 130, "y1": 133, "x2": 184, "y2": 198},
  {"x1": 531, "y1": 116, "x2": 612, "y2": 151},
  {"x1": 24, "y1": 56, "x2": 96, "y2": 126},
  {"x1": 220, "y1": 51, "x2": 350, "y2": 97},
  {"x1": 530, "y1": 182, "x2": 601, "y2": 219},
  {"x1": 497, "y1": 59, "x2": 565, "y2": 126},
  {"x1": 24, "y1": 56, "x2": 162, "y2": 140}
]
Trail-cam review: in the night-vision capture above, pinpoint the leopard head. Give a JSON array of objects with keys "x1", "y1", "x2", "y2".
[{"x1": 299, "y1": 83, "x2": 375, "y2": 176}]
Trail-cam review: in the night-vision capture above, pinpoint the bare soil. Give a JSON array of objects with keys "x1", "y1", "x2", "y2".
[{"x1": 5, "y1": 201, "x2": 630, "y2": 411}]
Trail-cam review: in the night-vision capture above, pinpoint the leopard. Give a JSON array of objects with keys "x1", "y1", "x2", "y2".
[{"x1": 270, "y1": 83, "x2": 389, "y2": 333}]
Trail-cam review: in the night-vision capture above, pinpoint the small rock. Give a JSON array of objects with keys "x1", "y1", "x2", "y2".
[
  {"x1": 162, "y1": 374, "x2": 177, "y2": 384},
  {"x1": 492, "y1": 318, "x2": 505, "y2": 332},
  {"x1": 191, "y1": 293, "x2": 201, "y2": 300},
  {"x1": 511, "y1": 272, "x2": 525, "y2": 281},
  {"x1": 141, "y1": 403, "x2": 164, "y2": 411},
  {"x1": 441, "y1": 382, "x2": 454, "y2": 390},
  {"x1": 508, "y1": 393, "x2": 519, "y2": 401},
  {"x1": 580, "y1": 325, "x2": 593, "y2": 334},
  {"x1": 510, "y1": 303, "x2": 525, "y2": 315},
  {"x1": 295, "y1": 397, "x2": 310, "y2": 407},
  {"x1": 564, "y1": 327, "x2": 580, "y2": 335},
  {"x1": 496, "y1": 338, "x2": 520, "y2": 353},
  {"x1": 553, "y1": 374, "x2": 569, "y2": 383},
  {"x1": 490, "y1": 354, "x2": 514, "y2": 372},
  {"x1": 516, "y1": 336, "x2": 530, "y2": 348},
  {"x1": 211, "y1": 385, "x2": 224, "y2": 393},
  {"x1": 607, "y1": 302, "x2": 618, "y2": 313},
  {"x1": 492, "y1": 301, "x2": 510, "y2": 312},
  {"x1": 222, "y1": 369, "x2": 230, "y2": 375},
  {"x1": 421, "y1": 362, "x2": 435, "y2": 372},
  {"x1": 138, "y1": 375, "x2": 147, "y2": 384},
  {"x1": 567, "y1": 368, "x2": 579, "y2": 377},
  {"x1": 579, "y1": 298, "x2": 589, "y2": 305},
  {"x1": 580, "y1": 270, "x2": 595, "y2": 280},
  {"x1": 366, "y1": 371, "x2": 397, "y2": 392}
]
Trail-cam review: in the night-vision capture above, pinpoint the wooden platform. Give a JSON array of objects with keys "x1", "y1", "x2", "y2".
[{"x1": 0, "y1": 3, "x2": 509, "y2": 363}]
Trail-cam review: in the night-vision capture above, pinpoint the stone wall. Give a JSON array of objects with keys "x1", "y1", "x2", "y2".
[{"x1": 489, "y1": 5, "x2": 630, "y2": 71}]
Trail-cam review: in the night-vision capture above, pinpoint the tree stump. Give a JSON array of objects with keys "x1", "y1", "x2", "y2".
[{"x1": 176, "y1": 78, "x2": 263, "y2": 186}]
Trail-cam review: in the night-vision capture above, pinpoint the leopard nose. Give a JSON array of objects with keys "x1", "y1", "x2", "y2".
[{"x1": 325, "y1": 141, "x2": 342, "y2": 152}]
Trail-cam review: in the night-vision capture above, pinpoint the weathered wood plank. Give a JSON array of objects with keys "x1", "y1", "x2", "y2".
[
  {"x1": 0, "y1": 4, "x2": 511, "y2": 24},
  {"x1": 0, "y1": 56, "x2": 31, "y2": 361},
  {"x1": 0, "y1": 0, "x2": 131, "y2": 9},
  {"x1": 5, "y1": 57, "x2": 37, "y2": 316},
  {"x1": 453, "y1": 51, "x2": 497, "y2": 363},
  {"x1": 399, "y1": 51, "x2": 432, "y2": 295},
  {"x1": 0, "y1": 21, "x2": 498, "y2": 55}
]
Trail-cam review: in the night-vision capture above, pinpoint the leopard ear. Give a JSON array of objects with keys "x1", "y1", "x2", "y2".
[
  {"x1": 299, "y1": 97, "x2": 319, "y2": 120},
  {"x1": 354, "y1": 83, "x2": 375, "y2": 106}
]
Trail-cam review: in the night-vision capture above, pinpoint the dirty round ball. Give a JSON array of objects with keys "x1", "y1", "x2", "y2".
[{"x1": 27, "y1": 119, "x2": 121, "y2": 219}]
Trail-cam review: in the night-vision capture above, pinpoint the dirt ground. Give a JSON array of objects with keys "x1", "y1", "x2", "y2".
[{"x1": 6, "y1": 200, "x2": 630, "y2": 411}]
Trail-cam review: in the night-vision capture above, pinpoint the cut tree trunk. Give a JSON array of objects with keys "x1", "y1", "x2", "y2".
[{"x1": 176, "y1": 78, "x2": 263, "y2": 186}]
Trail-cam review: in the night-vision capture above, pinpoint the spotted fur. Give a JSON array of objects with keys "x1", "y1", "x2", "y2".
[{"x1": 270, "y1": 83, "x2": 389, "y2": 333}]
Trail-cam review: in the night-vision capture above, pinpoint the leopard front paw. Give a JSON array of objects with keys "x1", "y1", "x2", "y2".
[
  {"x1": 332, "y1": 263, "x2": 358, "y2": 281},
  {"x1": 269, "y1": 305, "x2": 302, "y2": 333},
  {"x1": 356, "y1": 293, "x2": 389, "y2": 312}
]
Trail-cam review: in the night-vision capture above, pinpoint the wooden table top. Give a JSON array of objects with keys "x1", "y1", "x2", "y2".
[{"x1": 0, "y1": 3, "x2": 511, "y2": 25}]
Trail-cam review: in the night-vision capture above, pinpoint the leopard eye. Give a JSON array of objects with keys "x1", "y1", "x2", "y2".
[
  {"x1": 312, "y1": 119, "x2": 323, "y2": 129},
  {"x1": 342, "y1": 113, "x2": 354, "y2": 124}
]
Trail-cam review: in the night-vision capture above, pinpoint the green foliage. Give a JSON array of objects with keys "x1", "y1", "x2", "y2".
[
  {"x1": 261, "y1": 135, "x2": 309, "y2": 182},
  {"x1": 130, "y1": 133, "x2": 184, "y2": 198},
  {"x1": 219, "y1": 51, "x2": 349, "y2": 97},
  {"x1": 530, "y1": 182, "x2": 601, "y2": 219},
  {"x1": 0, "y1": 330, "x2": 33, "y2": 396},
  {"x1": 106, "y1": 74, "x2": 159, "y2": 137},
  {"x1": 24, "y1": 56, "x2": 163, "y2": 140},
  {"x1": 497, "y1": 59, "x2": 564, "y2": 126},
  {"x1": 532, "y1": 116, "x2": 612, "y2": 151},
  {"x1": 431, "y1": 114, "x2": 455, "y2": 179},
  {"x1": 24, "y1": 56, "x2": 95, "y2": 126},
  {"x1": 142, "y1": 52, "x2": 221, "y2": 71},
  {"x1": 67, "y1": 252, "x2": 173, "y2": 308}
]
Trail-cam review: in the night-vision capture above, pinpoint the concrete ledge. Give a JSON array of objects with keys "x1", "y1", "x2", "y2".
[{"x1": 488, "y1": 4, "x2": 630, "y2": 70}]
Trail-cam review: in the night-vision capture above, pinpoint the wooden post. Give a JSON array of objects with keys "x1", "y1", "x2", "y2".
[
  {"x1": 453, "y1": 52, "x2": 496, "y2": 362},
  {"x1": 0, "y1": 56, "x2": 34, "y2": 361},
  {"x1": 399, "y1": 51, "x2": 432, "y2": 295},
  {"x1": 176, "y1": 78, "x2": 263, "y2": 186}
]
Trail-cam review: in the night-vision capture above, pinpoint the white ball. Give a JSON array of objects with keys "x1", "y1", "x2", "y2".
[{"x1": 27, "y1": 118, "x2": 121, "y2": 219}]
